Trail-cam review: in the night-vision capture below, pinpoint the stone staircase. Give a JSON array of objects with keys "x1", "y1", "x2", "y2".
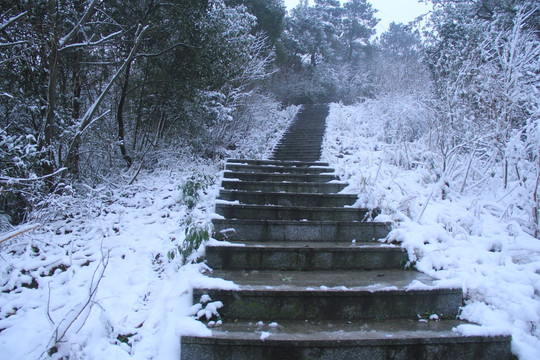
[{"x1": 180, "y1": 104, "x2": 511, "y2": 359}]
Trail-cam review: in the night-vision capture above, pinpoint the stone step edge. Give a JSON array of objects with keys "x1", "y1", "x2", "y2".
[
  {"x1": 212, "y1": 219, "x2": 391, "y2": 226},
  {"x1": 193, "y1": 287, "x2": 462, "y2": 296},
  {"x1": 218, "y1": 190, "x2": 357, "y2": 197},
  {"x1": 180, "y1": 319, "x2": 510, "y2": 346},
  {"x1": 181, "y1": 334, "x2": 511, "y2": 347},
  {"x1": 214, "y1": 203, "x2": 373, "y2": 213},
  {"x1": 206, "y1": 241, "x2": 401, "y2": 251},
  {"x1": 223, "y1": 171, "x2": 337, "y2": 179},
  {"x1": 181, "y1": 334, "x2": 511, "y2": 349},
  {"x1": 226, "y1": 158, "x2": 329, "y2": 167},
  {"x1": 224, "y1": 164, "x2": 335, "y2": 172},
  {"x1": 216, "y1": 190, "x2": 358, "y2": 206},
  {"x1": 221, "y1": 180, "x2": 347, "y2": 186}
]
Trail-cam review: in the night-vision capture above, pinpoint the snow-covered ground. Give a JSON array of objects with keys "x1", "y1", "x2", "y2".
[
  {"x1": 1, "y1": 100, "x2": 539, "y2": 359},
  {"x1": 322, "y1": 102, "x2": 540, "y2": 359},
  {"x1": 0, "y1": 104, "x2": 297, "y2": 360}
]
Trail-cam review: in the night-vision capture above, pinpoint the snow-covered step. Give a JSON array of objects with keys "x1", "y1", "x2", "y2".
[
  {"x1": 192, "y1": 269, "x2": 462, "y2": 321},
  {"x1": 270, "y1": 104, "x2": 326, "y2": 162},
  {"x1": 272, "y1": 148, "x2": 321, "y2": 154},
  {"x1": 220, "y1": 180, "x2": 347, "y2": 194},
  {"x1": 181, "y1": 319, "x2": 511, "y2": 360},
  {"x1": 206, "y1": 241, "x2": 407, "y2": 270},
  {"x1": 271, "y1": 148, "x2": 322, "y2": 155},
  {"x1": 226, "y1": 158, "x2": 329, "y2": 167},
  {"x1": 276, "y1": 138, "x2": 324, "y2": 143},
  {"x1": 218, "y1": 190, "x2": 357, "y2": 207},
  {"x1": 214, "y1": 203, "x2": 372, "y2": 221},
  {"x1": 224, "y1": 163, "x2": 335, "y2": 175},
  {"x1": 284, "y1": 127, "x2": 325, "y2": 131},
  {"x1": 212, "y1": 219, "x2": 391, "y2": 242},
  {"x1": 273, "y1": 141, "x2": 323, "y2": 147},
  {"x1": 272, "y1": 149, "x2": 322, "y2": 156},
  {"x1": 271, "y1": 155, "x2": 323, "y2": 162},
  {"x1": 223, "y1": 171, "x2": 337, "y2": 183},
  {"x1": 275, "y1": 140, "x2": 323, "y2": 146}
]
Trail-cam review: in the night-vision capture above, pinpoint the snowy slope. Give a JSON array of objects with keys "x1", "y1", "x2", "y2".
[
  {"x1": 0, "y1": 104, "x2": 297, "y2": 360},
  {"x1": 322, "y1": 102, "x2": 540, "y2": 359}
]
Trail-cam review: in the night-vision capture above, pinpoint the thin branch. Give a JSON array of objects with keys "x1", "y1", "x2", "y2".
[
  {"x1": 80, "y1": 110, "x2": 111, "y2": 136},
  {"x1": 0, "y1": 40, "x2": 29, "y2": 47},
  {"x1": 416, "y1": 190, "x2": 433, "y2": 223},
  {"x1": 63, "y1": 25, "x2": 149, "y2": 168},
  {"x1": 59, "y1": 30, "x2": 122, "y2": 51},
  {"x1": 0, "y1": 168, "x2": 67, "y2": 184},
  {"x1": 58, "y1": 0, "x2": 99, "y2": 48},
  {"x1": 128, "y1": 162, "x2": 144, "y2": 185},
  {"x1": 47, "y1": 282, "x2": 55, "y2": 325},
  {"x1": 0, "y1": 10, "x2": 27, "y2": 33},
  {"x1": 41, "y1": 250, "x2": 109, "y2": 359}
]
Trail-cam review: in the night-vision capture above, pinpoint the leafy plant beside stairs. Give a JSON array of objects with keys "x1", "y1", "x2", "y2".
[
  {"x1": 181, "y1": 173, "x2": 216, "y2": 210},
  {"x1": 168, "y1": 217, "x2": 210, "y2": 263},
  {"x1": 168, "y1": 172, "x2": 216, "y2": 263}
]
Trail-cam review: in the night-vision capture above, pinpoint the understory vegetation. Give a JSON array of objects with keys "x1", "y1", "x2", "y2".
[{"x1": 0, "y1": 0, "x2": 539, "y2": 359}]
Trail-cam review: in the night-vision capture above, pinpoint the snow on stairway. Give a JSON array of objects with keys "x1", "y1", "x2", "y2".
[{"x1": 180, "y1": 104, "x2": 511, "y2": 360}]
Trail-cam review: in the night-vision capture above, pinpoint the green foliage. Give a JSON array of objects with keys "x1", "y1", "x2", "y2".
[
  {"x1": 168, "y1": 171, "x2": 216, "y2": 263},
  {"x1": 0, "y1": 0, "x2": 276, "y2": 224},
  {"x1": 180, "y1": 173, "x2": 216, "y2": 209},
  {"x1": 273, "y1": 0, "x2": 379, "y2": 104},
  {"x1": 167, "y1": 218, "x2": 210, "y2": 263},
  {"x1": 225, "y1": 0, "x2": 286, "y2": 44}
]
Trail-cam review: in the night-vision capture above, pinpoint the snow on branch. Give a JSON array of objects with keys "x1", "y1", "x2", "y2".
[
  {"x1": 0, "y1": 224, "x2": 40, "y2": 245},
  {"x1": 59, "y1": 30, "x2": 122, "y2": 52},
  {"x1": 58, "y1": 0, "x2": 99, "y2": 48},
  {"x1": 0, "y1": 167, "x2": 67, "y2": 184},
  {"x1": 0, "y1": 40, "x2": 29, "y2": 47},
  {"x1": 63, "y1": 25, "x2": 149, "y2": 167},
  {"x1": 0, "y1": 10, "x2": 27, "y2": 33}
]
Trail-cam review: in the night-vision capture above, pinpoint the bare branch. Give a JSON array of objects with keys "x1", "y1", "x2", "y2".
[
  {"x1": 58, "y1": 0, "x2": 99, "y2": 48},
  {"x1": 59, "y1": 30, "x2": 122, "y2": 52},
  {"x1": 41, "y1": 250, "x2": 109, "y2": 359},
  {"x1": 0, "y1": 167, "x2": 67, "y2": 184},
  {"x1": 0, "y1": 10, "x2": 27, "y2": 33},
  {"x1": 0, "y1": 40, "x2": 29, "y2": 47},
  {"x1": 63, "y1": 25, "x2": 150, "y2": 168}
]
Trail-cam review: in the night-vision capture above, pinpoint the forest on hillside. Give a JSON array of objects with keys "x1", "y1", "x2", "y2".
[{"x1": 1, "y1": 0, "x2": 539, "y2": 235}]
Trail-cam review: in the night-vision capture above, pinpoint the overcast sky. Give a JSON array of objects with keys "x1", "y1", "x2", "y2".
[{"x1": 283, "y1": 0, "x2": 432, "y2": 35}]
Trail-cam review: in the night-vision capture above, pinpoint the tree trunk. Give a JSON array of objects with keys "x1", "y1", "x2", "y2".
[
  {"x1": 66, "y1": 46, "x2": 82, "y2": 177},
  {"x1": 116, "y1": 59, "x2": 133, "y2": 168},
  {"x1": 535, "y1": 149, "x2": 540, "y2": 239},
  {"x1": 42, "y1": 0, "x2": 59, "y2": 181},
  {"x1": 133, "y1": 58, "x2": 150, "y2": 152}
]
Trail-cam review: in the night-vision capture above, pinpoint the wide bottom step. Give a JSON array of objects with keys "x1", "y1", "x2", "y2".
[{"x1": 181, "y1": 319, "x2": 511, "y2": 360}]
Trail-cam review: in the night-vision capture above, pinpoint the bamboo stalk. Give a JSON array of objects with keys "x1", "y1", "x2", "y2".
[{"x1": 0, "y1": 224, "x2": 40, "y2": 245}]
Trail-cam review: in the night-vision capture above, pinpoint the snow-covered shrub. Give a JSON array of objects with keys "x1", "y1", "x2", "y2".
[{"x1": 323, "y1": 101, "x2": 540, "y2": 360}]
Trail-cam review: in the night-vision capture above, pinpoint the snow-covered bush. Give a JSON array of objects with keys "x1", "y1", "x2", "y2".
[{"x1": 323, "y1": 101, "x2": 540, "y2": 360}]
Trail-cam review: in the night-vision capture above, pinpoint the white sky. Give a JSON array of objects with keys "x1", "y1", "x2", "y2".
[{"x1": 283, "y1": 0, "x2": 432, "y2": 35}]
